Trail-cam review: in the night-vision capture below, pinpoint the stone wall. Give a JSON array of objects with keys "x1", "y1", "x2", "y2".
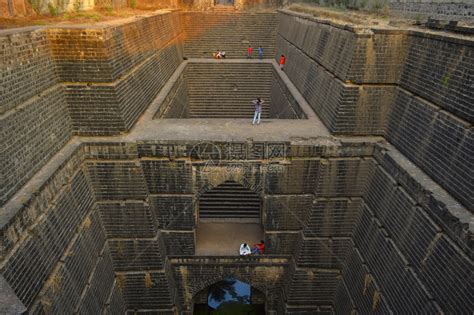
[
  {"x1": 350, "y1": 151, "x2": 472, "y2": 313},
  {"x1": 181, "y1": 0, "x2": 279, "y2": 10},
  {"x1": 48, "y1": 11, "x2": 184, "y2": 135},
  {"x1": 285, "y1": 0, "x2": 474, "y2": 22},
  {"x1": 0, "y1": 28, "x2": 72, "y2": 206},
  {"x1": 0, "y1": 144, "x2": 124, "y2": 313},
  {"x1": 334, "y1": 144, "x2": 473, "y2": 314},
  {"x1": 1, "y1": 10, "x2": 185, "y2": 207},
  {"x1": 181, "y1": 12, "x2": 277, "y2": 59},
  {"x1": 386, "y1": 33, "x2": 473, "y2": 211},
  {"x1": 157, "y1": 62, "x2": 305, "y2": 119},
  {"x1": 170, "y1": 256, "x2": 289, "y2": 314},
  {"x1": 388, "y1": 1, "x2": 474, "y2": 22},
  {"x1": 277, "y1": 9, "x2": 473, "y2": 212},
  {"x1": 156, "y1": 71, "x2": 189, "y2": 118},
  {"x1": 1, "y1": 140, "x2": 471, "y2": 313},
  {"x1": 276, "y1": 10, "x2": 403, "y2": 135},
  {"x1": 270, "y1": 68, "x2": 307, "y2": 119}
]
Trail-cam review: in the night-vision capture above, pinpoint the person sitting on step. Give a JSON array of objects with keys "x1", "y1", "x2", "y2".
[
  {"x1": 251, "y1": 240, "x2": 265, "y2": 255},
  {"x1": 240, "y1": 243, "x2": 251, "y2": 256}
]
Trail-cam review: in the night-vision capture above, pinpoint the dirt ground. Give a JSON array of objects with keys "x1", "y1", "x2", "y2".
[
  {"x1": 287, "y1": 3, "x2": 409, "y2": 27},
  {"x1": 0, "y1": 7, "x2": 172, "y2": 29},
  {"x1": 0, "y1": 2, "x2": 471, "y2": 30},
  {"x1": 286, "y1": 3, "x2": 474, "y2": 34}
]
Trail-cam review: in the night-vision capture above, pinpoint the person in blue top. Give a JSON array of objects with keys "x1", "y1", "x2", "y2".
[
  {"x1": 258, "y1": 46, "x2": 264, "y2": 60},
  {"x1": 252, "y1": 98, "x2": 265, "y2": 125}
]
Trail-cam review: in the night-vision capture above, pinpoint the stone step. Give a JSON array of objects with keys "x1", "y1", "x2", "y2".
[
  {"x1": 188, "y1": 99, "x2": 271, "y2": 102},
  {"x1": 188, "y1": 111, "x2": 268, "y2": 114},
  {"x1": 188, "y1": 114, "x2": 270, "y2": 118},
  {"x1": 188, "y1": 110, "x2": 270, "y2": 114},
  {"x1": 199, "y1": 200, "x2": 260, "y2": 206},
  {"x1": 188, "y1": 110, "x2": 270, "y2": 115},
  {"x1": 186, "y1": 83, "x2": 272, "y2": 87},
  {"x1": 183, "y1": 12, "x2": 276, "y2": 59},
  {"x1": 199, "y1": 180, "x2": 260, "y2": 219}
]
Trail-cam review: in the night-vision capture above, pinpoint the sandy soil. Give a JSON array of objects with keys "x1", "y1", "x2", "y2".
[{"x1": 0, "y1": 7, "x2": 172, "y2": 29}]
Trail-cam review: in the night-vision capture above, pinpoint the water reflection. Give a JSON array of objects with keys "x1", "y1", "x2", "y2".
[
  {"x1": 193, "y1": 277, "x2": 265, "y2": 314},
  {"x1": 208, "y1": 278, "x2": 251, "y2": 308}
]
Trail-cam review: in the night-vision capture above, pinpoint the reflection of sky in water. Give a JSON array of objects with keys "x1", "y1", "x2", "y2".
[{"x1": 208, "y1": 279, "x2": 251, "y2": 309}]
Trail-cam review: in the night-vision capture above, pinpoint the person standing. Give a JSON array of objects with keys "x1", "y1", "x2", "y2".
[
  {"x1": 247, "y1": 45, "x2": 253, "y2": 59},
  {"x1": 258, "y1": 46, "x2": 264, "y2": 60},
  {"x1": 252, "y1": 98, "x2": 264, "y2": 125},
  {"x1": 279, "y1": 54, "x2": 286, "y2": 70}
]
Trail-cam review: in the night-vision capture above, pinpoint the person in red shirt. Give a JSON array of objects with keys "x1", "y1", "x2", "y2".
[
  {"x1": 251, "y1": 240, "x2": 265, "y2": 255},
  {"x1": 247, "y1": 45, "x2": 253, "y2": 59},
  {"x1": 279, "y1": 54, "x2": 286, "y2": 70}
]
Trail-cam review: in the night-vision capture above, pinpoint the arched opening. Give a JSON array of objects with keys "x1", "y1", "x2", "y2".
[
  {"x1": 196, "y1": 180, "x2": 264, "y2": 255},
  {"x1": 193, "y1": 278, "x2": 266, "y2": 314}
]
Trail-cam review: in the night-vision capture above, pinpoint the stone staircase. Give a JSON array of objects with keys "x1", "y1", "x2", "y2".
[
  {"x1": 182, "y1": 12, "x2": 277, "y2": 59},
  {"x1": 199, "y1": 181, "x2": 260, "y2": 221},
  {"x1": 186, "y1": 63, "x2": 272, "y2": 118}
]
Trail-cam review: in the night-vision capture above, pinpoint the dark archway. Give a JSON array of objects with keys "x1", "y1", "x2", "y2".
[
  {"x1": 199, "y1": 180, "x2": 261, "y2": 223},
  {"x1": 214, "y1": 0, "x2": 234, "y2": 6},
  {"x1": 193, "y1": 277, "x2": 266, "y2": 314}
]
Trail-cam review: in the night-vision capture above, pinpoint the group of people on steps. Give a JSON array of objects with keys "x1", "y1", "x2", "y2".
[
  {"x1": 239, "y1": 240, "x2": 265, "y2": 256},
  {"x1": 213, "y1": 45, "x2": 287, "y2": 126}
]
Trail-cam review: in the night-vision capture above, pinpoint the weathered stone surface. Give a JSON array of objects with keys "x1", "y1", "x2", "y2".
[
  {"x1": 1, "y1": 7, "x2": 473, "y2": 312},
  {"x1": 182, "y1": 12, "x2": 276, "y2": 59},
  {"x1": 263, "y1": 194, "x2": 313, "y2": 230},
  {"x1": 119, "y1": 271, "x2": 176, "y2": 309},
  {"x1": 149, "y1": 195, "x2": 195, "y2": 230},
  {"x1": 170, "y1": 256, "x2": 289, "y2": 311},
  {"x1": 97, "y1": 201, "x2": 156, "y2": 238},
  {"x1": 1, "y1": 85, "x2": 72, "y2": 206},
  {"x1": 0, "y1": 276, "x2": 26, "y2": 315}
]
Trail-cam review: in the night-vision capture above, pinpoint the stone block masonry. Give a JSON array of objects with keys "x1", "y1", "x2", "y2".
[
  {"x1": 389, "y1": 1, "x2": 474, "y2": 23},
  {"x1": 158, "y1": 62, "x2": 306, "y2": 119},
  {"x1": 277, "y1": 11, "x2": 409, "y2": 84},
  {"x1": 0, "y1": 140, "x2": 471, "y2": 313},
  {"x1": 399, "y1": 33, "x2": 473, "y2": 123},
  {"x1": 1, "y1": 10, "x2": 185, "y2": 206},
  {"x1": 0, "y1": 29, "x2": 72, "y2": 206},
  {"x1": 47, "y1": 12, "x2": 183, "y2": 83},
  {"x1": 0, "y1": 29, "x2": 58, "y2": 114},
  {"x1": 276, "y1": 35, "x2": 396, "y2": 135},
  {"x1": 1, "y1": 9, "x2": 473, "y2": 313},
  {"x1": 277, "y1": 9, "x2": 473, "y2": 212},
  {"x1": 49, "y1": 11, "x2": 185, "y2": 135},
  {"x1": 387, "y1": 90, "x2": 473, "y2": 211},
  {"x1": 1, "y1": 85, "x2": 72, "y2": 206},
  {"x1": 182, "y1": 12, "x2": 277, "y2": 59}
]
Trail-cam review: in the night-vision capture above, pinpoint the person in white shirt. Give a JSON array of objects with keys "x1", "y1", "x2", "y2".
[{"x1": 239, "y1": 243, "x2": 251, "y2": 256}]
